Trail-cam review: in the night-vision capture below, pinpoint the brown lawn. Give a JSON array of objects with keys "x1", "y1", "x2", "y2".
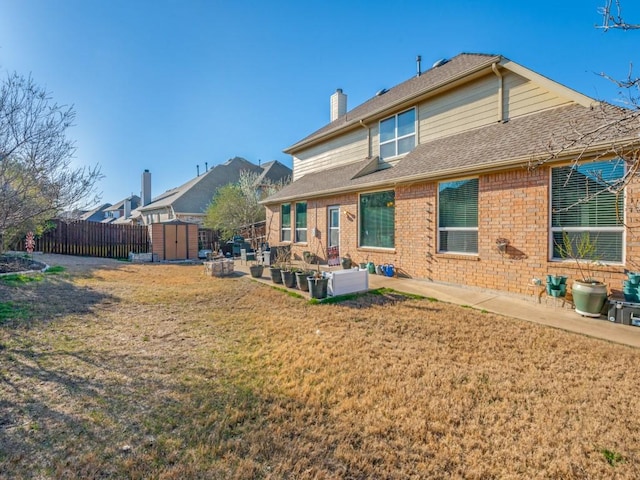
[{"x1": 0, "y1": 259, "x2": 639, "y2": 479}]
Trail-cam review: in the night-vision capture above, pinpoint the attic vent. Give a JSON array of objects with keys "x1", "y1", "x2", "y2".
[
  {"x1": 376, "y1": 88, "x2": 388, "y2": 96},
  {"x1": 432, "y1": 58, "x2": 448, "y2": 68}
]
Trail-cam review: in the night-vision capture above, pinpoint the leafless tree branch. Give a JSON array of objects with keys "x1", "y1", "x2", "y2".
[{"x1": 597, "y1": 0, "x2": 640, "y2": 31}]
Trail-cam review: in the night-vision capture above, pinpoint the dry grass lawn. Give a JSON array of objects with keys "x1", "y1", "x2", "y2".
[{"x1": 1, "y1": 258, "x2": 639, "y2": 479}]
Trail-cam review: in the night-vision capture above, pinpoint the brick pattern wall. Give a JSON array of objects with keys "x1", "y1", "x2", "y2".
[{"x1": 265, "y1": 166, "x2": 636, "y2": 296}]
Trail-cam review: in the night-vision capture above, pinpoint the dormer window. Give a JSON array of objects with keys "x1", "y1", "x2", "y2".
[{"x1": 379, "y1": 108, "x2": 416, "y2": 160}]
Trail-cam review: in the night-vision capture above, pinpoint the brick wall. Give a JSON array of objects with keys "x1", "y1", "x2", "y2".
[{"x1": 265, "y1": 166, "x2": 636, "y2": 296}]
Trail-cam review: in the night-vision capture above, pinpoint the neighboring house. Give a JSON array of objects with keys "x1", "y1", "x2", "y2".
[
  {"x1": 105, "y1": 195, "x2": 141, "y2": 224},
  {"x1": 263, "y1": 52, "x2": 639, "y2": 297},
  {"x1": 134, "y1": 157, "x2": 292, "y2": 227},
  {"x1": 80, "y1": 203, "x2": 112, "y2": 222}
]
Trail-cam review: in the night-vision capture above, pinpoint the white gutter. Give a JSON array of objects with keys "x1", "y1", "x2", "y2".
[
  {"x1": 491, "y1": 62, "x2": 504, "y2": 123},
  {"x1": 359, "y1": 119, "x2": 370, "y2": 157}
]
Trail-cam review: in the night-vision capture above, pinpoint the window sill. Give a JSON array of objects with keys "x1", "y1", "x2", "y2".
[
  {"x1": 357, "y1": 247, "x2": 396, "y2": 253},
  {"x1": 434, "y1": 253, "x2": 480, "y2": 261}
]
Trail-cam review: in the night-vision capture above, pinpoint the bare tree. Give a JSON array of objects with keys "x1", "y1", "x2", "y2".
[
  {"x1": 530, "y1": 3, "x2": 640, "y2": 206},
  {"x1": 0, "y1": 72, "x2": 102, "y2": 251},
  {"x1": 204, "y1": 170, "x2": 289, "y2": 247},
  {"x1": 598, "y1": 0, "x2": 640, "y2": 31},
  {"x1": 597, "y1": 1, "x2": 640, "y2": 93}
]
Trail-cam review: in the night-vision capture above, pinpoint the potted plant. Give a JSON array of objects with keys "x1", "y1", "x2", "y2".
[
  {"x1": 556, "y1": 231, "x2": 608, "y2": 317},
  {"x1": 306, "y1": 247, "x2": 328, "y2": 299},
  {"x1": 302, "y1": 250, "x2": 317, "y2": 265},
  {"x1": 249, "y1": 259, "x2": 264, "y2": 278},
  {"x1": 308, "y1": 271, "x2": 329, "y2": 299},
  {"x1": 295, "y1": 256, "x2": 313, "y2": 291},
  {"x1": 269, "y1": 247, "x2": 284, "y2": 284},
  {"x1": 281, "y1": 268, "x2": 297, "y2": 288},
  {"x1": 340, "y1": 253, "x2": 352, "y2": 269},
  {"x1": 277, "y1": 246, "x2": 298, "y2": 288}
]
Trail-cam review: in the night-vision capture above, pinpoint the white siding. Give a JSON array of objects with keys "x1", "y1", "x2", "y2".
[
  {"x1": 418, "y1": 74, "x2": 500, "y2": 143},
  {"x1": 504, "y1": 73, "x2": 573, "y2": 117},
  {"x1": 418, "y1": 71, "x2": 574, "y2": 144},
  {"x1": 292, "y1": 128, "x2": 369, "y2": 180}
]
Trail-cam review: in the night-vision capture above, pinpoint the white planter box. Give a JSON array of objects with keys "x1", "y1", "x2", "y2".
[{"x1": 327, "y1": 269, "x2": 369, "y2": 296}]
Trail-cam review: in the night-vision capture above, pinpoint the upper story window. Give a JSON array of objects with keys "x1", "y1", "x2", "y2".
[
  {"x1": 295, "y1": 202, "x2": 307, "y2": 243},
  {"x1": 551, "y1": 160, "x2": 624, "y2": 262},
  {"x1": 379, "y1": 108, "x2": 416, "y2": 160},
  {"x1": 438, "y1": 178, "x2": 478, "y2": 254},
  {"x1": 281, "y1": 203, "x2": 291, "y2": 242}
]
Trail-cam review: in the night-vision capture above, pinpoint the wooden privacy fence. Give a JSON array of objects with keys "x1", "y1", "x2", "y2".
[
  {"x1": 237, "y1": 220, "x2": 266, "y2": 250},
  {"x1": 16, "y1": 220, "x2": 150, "y2": 259}
]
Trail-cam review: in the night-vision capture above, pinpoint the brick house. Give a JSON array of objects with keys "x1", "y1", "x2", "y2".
[{"x1": 262, "y1": 53, "x2": 639, "y2": 297}]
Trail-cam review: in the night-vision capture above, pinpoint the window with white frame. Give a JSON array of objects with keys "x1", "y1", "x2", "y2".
[
  {"x1": 379, "y1": 108, "x2": 416, "y2": 160},
  {"x1": 438, "y1": 178, "x2": 478, "y2": 254},
  {"x1": 295, "y1": 202, "x2": 307, "y2": 243},
  {"x1": 359, "y1": 191, "x2": 395, "y2": 248},
  {"x1": 281, "y1": 203, "x2": 291, "y2": 242},
  {"x1": 551, "y1": 160, "x2": 624, "y2": 262}
]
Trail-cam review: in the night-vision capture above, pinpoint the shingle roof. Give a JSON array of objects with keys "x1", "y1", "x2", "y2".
[
  {"x1": 285, "y1": 53, "x2": 502, "y2": 153},
  {"x1": 137, "y1": 157, "x2": 292, "y2": 216},
  {"x1": 265, "y1": 103, "x2": 636, "y2": 204},
  {"x1": 104, "y1": 195, "x2": 141, "y2": 211},
  {"x1": 255, "y1": 160, "x2": 292, "y2": 185},
  {"x1": 139, "y1": 157, "x2": 262, "y2": 215},
  {"x1": 80, "y1": 203, "x2": 111, "y2": 221}
]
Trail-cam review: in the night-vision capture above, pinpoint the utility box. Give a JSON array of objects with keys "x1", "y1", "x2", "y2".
[
  {"x1": 607, "y1": 300, "x2": 640, "y2": 326},
  {"x1": 327, "y1": 269, "x2": 369, "y2": 297}
]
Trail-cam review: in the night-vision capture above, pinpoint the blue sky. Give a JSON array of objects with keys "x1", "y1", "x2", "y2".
[{"x1": 1, "y1": 0, "x2": 638, "y2": 206}]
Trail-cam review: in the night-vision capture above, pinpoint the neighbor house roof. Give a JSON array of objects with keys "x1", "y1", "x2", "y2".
[
  {"x1": 104, "y1": 195, "x2": 141, "y2": 212},
  {"x1": 265, "y1": 102, "x2": 636, "y2": 204},
  {"x1": 255, "y1": 160, "x2": 292, "y2": 185},
  {"x1": 80, "y1": 203, "x2": 112, "y2": 222},
  {"x1": 139, "y1": 157, "x2": 292, "y2": 216},
  {"x1": 138, "y1": 157, "x2": 261, "y2": 215}
]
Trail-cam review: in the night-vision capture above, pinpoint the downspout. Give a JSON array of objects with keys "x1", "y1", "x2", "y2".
[
  {"x1": 359, "y1": 119, "x2": 371, "y2": 158},
  {"x1": 491, "y1": 62, "x2": 504, "y2": 123}
]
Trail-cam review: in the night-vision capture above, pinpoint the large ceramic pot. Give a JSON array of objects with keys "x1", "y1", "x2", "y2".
[{"x1": 572, "y1": 280, "x2": 608, "y2": 317}]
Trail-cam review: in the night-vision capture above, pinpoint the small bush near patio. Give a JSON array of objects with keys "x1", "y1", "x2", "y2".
[{"x1": 0, "y1": 260, "x2": 639, "y2": 478}]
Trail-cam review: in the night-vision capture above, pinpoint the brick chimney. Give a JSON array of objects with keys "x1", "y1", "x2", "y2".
[{"x1": 330, "y1": 88, "x2": 347, "y2": 122}]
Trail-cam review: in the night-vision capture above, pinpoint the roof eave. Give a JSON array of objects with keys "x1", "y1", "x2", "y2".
[{"x1": 266, "y1": 138, "x2": 639, "y2": 205}]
